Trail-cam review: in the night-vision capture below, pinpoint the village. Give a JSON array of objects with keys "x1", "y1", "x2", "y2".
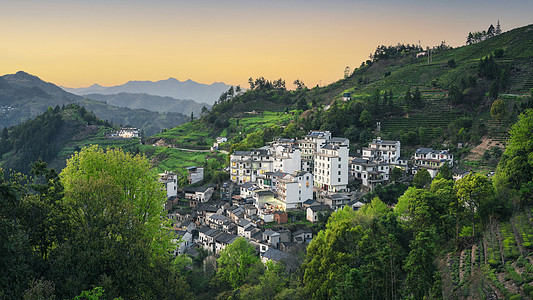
[{"x1": 160, "y1": 130, "x2": 468, "y2": 268}]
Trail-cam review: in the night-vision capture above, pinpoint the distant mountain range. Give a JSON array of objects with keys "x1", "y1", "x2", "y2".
[
  {"x1": 0, "y1": 71, "x2": 188, "y2": 135},
  {"x1": 84, "y1": 92, "x2": 209, "y2": 116},
  {"x1": 62, "y1": 77, "x2": 232, "y2": 105}
]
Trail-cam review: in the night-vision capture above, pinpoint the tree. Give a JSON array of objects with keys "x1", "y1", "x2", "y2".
[
  {"x1": 494, "y1": 109, "x2": 533, "y2": 202},
  {"x1": 391, "y1": 167, "x2": 402, "y2": 183},
  {"x1": 412, "y1": 87, "x2": 422, "y2": 106},
  {"x1": 454, "y1": 172, "x2": 493, "y2": 241},
  {"x1": 216, "y1": 237, "x2": 262, "y2": 289},
  {"x1": 297, "y1": 98, "x2": 309, "y2": 111},
  {"x1": 466, "y1": 32, "x2": 473, "y2": 45},
  {"x1": 190, "y1": 111, "x2": 194, "y2": 121},
  {"x1": 53, "y1": 146, "x2": 188, "y2": 298},
  {"x1": 491, "y1": 98, "x2": 507, "y2": 121},
  {"x1": 59, "y1": 145, "x2": 171, "y2": 254},
  {"x1": 439, "y1": 162, "x2": 453, "y2": 180},
  {"x1": 495, "y1": 20, "x2": 502, "y2": 35},
  {"x1": 293, "y1": 79, "x2": 306, "y2": 90},
  {"x1": 344, "y1": 66, "x2": 351, "y2": 78},
  {"x1": 487, "y1": 24, "x2": 495, "y2": 38},
  {"x1": 303, "y1": 206, "x2": 363, "y2": 299},
  {"x1": 404, "y1": 229, "x2": 437, "y2": 299},
  {"x1": 245, "y1": 132, "x2": 264, "y2": 149},
  {"x1": 413, "y1": 168, "x2": 432, "y2": 189},
  {"x1": 359, "y1": 109, "x2": 373, "y2": 127}
]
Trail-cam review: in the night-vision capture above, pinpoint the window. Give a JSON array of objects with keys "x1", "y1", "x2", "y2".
[
  {"x1": 338, "y1": 171, "x2": 341, "y2": 175},
  {"x1": 338, "y1": 178, "x2": 341, "y2": 182},
  {"x1": 338, "y1": 164, "x2": 341, "y2": 168}
]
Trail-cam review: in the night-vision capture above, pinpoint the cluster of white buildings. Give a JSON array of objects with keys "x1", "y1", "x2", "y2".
[
  {"x1": 229, "y1": 131, "x2": 350, "y2": 212},
  {"x1": 108, "y1": 126, "x2": 139, "y2": 138}
]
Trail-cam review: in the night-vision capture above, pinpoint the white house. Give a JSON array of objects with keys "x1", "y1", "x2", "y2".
[
  {"x1": 306, "y1": 204, "x2": 331, "y2": 223},
  {"x1": 413, "y1": 147, "x2": 454, "y2": 178},
  {"x1": 186, "y1": 166, "x2": 204, "y2": 184},
  {"x1": 159, "y1": 171, "x2": 178, "y2": 198},
  {"x1": 172, "y1": 230, "x2": 193, "y2": 256},
  {"x1": 314, "y1": 142, "x2": 349, "y2": 193},
  {"x1": 276, "y1": 171, "x2": 313, "y2": 210},
  {"x1": 362, "y1": 137, "x2": 401, "y2": 164}
]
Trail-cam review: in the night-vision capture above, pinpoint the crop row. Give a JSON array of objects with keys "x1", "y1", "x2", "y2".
[
  {"x1": 514, "y1": 213, "x2": 533, "y2": 249},
  {"x1": 500, "y1": 223, "x2": 520, "y2": 260}
]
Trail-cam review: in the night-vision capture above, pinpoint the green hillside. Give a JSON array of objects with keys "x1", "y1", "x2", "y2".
[
  {"x1": 150, "y1": 24, "x2": 533, "y2": 165},
  {"x1": 0, "y1": 104, "x2": 137, "y2": 173},
  {"x1": 0, "y1": 71, "x2": 189, "y2": 135}
]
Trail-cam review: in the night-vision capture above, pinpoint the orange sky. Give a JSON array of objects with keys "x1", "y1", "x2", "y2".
[{"x1": 2, "y1": 0, "x2": 532, "y2": 88}]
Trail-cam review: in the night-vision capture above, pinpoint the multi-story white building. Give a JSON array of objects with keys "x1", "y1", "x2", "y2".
[
  {"x1": 350, "y1": 158, "x2": 390, "y2": 191},
  {"x1": 273, "y1": 146, "x2": 301, "y2": 174},
  {"x1": 362, "y1": 137, "x2": 400, "y2": 164},
  {"x1": 276, "y1": 171, "x2": 313, "y2": 210},
  {"x1": 186, "y1": 166, "x2": 204, "y2": 184},
  {"x1": 230, "y1": 148, "x2": 274, "y2": 184},
  {"x1": 413, "y1": 147, "x2": 454, "y2": 178},
  {"x1": 314, "y1": 142, "x2": 349, "y2": 193},
  {"x1": 298, "y1": 131, "x2": 332, "y2": 172},
  {"x1": 159, "y1": 171, "x2": 178, "y2": 198}
]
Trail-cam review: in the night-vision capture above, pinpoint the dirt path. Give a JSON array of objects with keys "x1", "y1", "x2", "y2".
[{"x1": 459, "y1": 250, "x2": 466, "y2": 283}]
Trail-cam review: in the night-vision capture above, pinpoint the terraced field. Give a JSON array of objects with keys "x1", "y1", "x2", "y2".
[{"x1": 441, "y1": 212, "x2": 533, "y2": 299}]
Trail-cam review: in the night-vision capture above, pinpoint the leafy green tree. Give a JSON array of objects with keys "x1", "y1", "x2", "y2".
[
  {"x1": 391, "y1": 167, "x2": 402, "y2": 183},
  {"x1": 413, "y1": 168, "x2": 432, "y2": 189},
  {"x1": 454, "y1": 172, "x2": 493, "y2": 240},
  {"x1": 490, "y1": 98, "x2": 507, "y2": 121},
  {"x1": 245, "y1": 132, "x2": 264, "y2": 149},
  {"x1": 303, "y1": 206, "x2": 363, "y2": 299},
  {"x1": 216, "y1": 237, "x2": 263, "y2": 290},
  {"x1": 495, "y1": 109, "x2": 533, "y2": 203},
  {"x1": 404, "y1": 229, "x2": 437, "y2": 299},
  {"x1": 60, "y1": 145, "x2": 172, "y2": 254},
  {"x1": 439, "y1": 162, "x2": 453, "y2": 180},
  {"x1": 359, "y1": 109, "x2": 373, "y2": 127},
  {"x1": 297, "y1": 98, "x2": 309, "y2": 111}
]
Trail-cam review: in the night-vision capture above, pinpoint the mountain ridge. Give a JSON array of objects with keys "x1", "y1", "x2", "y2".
[{"x1": 62, "y1": 77, "x2": 232, "y2": 105}]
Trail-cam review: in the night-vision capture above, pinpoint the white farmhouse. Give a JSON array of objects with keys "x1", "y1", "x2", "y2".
[{"x1": 413, "y1": 147, "x2": 454, "y2": 178}]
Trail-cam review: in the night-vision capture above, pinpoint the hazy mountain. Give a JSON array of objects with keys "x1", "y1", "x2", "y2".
[
  {"x1": 85, "y1": 92, "x2": 209, "y2": 116},
  {"x1": 0, "y1": 71, "x2": 189, "y2": 135},
  {"x1": 62, "y1": 77, "x2": 232, "y2": 105}
]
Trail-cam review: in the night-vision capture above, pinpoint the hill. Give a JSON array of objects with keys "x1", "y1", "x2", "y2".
[
  {"x1": 0, "y1": 104, "x2": 138, "y2": 173},
  {"x1": 155, "y1": 24, "x2": 533, "y2": 165},
  {"x1": 62, "y1": 77, "x2": 232, "y2": 105},
  {"x1": 84, "y1": 92, "x2": 209, "y2": 116},
  {"x1": 0, "y1": 71, "x2": 189, "y2": 135}
]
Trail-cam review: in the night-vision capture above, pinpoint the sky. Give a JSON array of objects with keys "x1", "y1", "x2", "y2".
[{"x1": 1, "y1": 0, "x2": 532, "y2": 89}]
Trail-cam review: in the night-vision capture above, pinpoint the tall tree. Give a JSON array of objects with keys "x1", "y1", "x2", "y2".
[
  {"x1": 413, "y1": 168, "x2": 432, "y2": 189},
  {"x1": 59, "y1": 145, "x2": 172, "y2": 254},
  {"x1": 494, "y1": 109, "x2": 533, "y2": 202},
  {"x1": 454, "y1": 172, "x2": 493, "y2": 240},
  {"x1": 216, "y1": 237, "x2": 263, "y2": 290}
]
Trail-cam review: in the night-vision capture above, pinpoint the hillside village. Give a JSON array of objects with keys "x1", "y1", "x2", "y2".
[{"x1": 161, "y1": 128, "x2": 463, "y2": 266}]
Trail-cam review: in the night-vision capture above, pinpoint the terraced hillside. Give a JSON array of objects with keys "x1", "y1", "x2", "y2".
[{"x1": 441, "y1": 212, "x2": 533, "y2": 299}]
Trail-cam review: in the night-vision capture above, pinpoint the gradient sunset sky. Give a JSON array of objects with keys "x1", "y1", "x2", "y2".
[{"x1": 2, "y1": 0, "x2": 532, "y2": 89}]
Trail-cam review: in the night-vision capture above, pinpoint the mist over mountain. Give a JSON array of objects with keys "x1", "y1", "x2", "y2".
[
  {"x1": 85, "y1": 92, "x2": 209, "y2": 116},
  {"x1": 62, "y1": 77, "x2": 232, "y2": 105}
]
